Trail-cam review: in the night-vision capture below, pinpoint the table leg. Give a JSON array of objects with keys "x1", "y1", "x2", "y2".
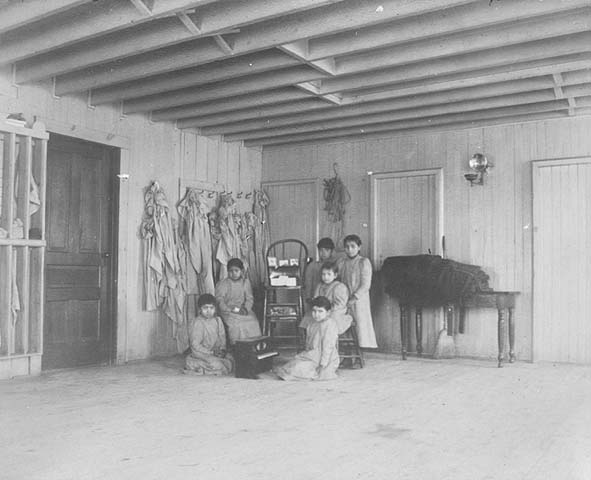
[
  {"x1": 508, "y1": 307, "x2": 515, "y2": 363},
  {"x1": 415, "y1": 307, "x2": 423, "y2": 356},
  {"x1": 497, "y1": 307, "x2": 506, "y2": 368},
  {"x1": 400, "y1": 304, "x2": 408, "y2": 360}
]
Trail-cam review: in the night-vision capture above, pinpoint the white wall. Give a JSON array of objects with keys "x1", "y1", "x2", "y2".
[
  {"x1": 1, "y1": 72, "x2": 262, "y2": 364},
  {"x1": 262, "y1": 115, "x2": 591, "y2": 361}
]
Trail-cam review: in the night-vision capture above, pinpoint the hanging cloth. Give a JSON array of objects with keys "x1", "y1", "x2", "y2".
[
  {"x1": 252, "y1": 189, "x2": 271, "y2": 287},
  {"x1": 322, "y1": 163, "x2": 351, "y2": 246},
  {"x1": 177, "y1": 188, "x2": 215, "y2": 295},
  {"x1": 140, "y1": 181, "x2": 187, "y2": 350}
]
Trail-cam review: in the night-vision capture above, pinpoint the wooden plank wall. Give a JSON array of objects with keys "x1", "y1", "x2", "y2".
[
  {"x1": 262, "y1": 115, "x2": 591, "y2": 361},
  {"x1": 1, "y1": 75, "x2": 261, "y2": 365}
]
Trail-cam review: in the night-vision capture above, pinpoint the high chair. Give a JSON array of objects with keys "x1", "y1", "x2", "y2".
[{"x1": 263, "y1": 239, "x2": 309, "y2": 349}]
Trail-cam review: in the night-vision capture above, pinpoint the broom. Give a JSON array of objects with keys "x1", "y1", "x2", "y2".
[{"x1": 433, "y1": 235, "x2": 456, "y2": 359}]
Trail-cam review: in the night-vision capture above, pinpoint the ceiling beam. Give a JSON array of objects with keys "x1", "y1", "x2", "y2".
[
  {"x1": 199, "y1": 78, "x2": 577, "y2": 135},
  {"x1": 0, "y1": 0, "x2": 91, "y2": 34},
  {"x1": 177, "y1": 99, "x2": 333, "y2": 129},
  {"x1": 222, "y1": 92, "x2": 586, "y2": 141},
  {"x1": 344, "y1": 56, "x2": 591, "y2": 104},
  {"x1": 252, "y1": 111, "x2": 584, "y2": 148},
  {"x1": 90, "y1": 50, "x2": 300, "y2": 105},
  {"x1": 307, "y1": 0, "x2": 591, "y2": 61},
  {"x1": 51, "y1": 0, "x2": 479, "y2": 94},
  {"x1": 15, "y1": 0, "x2": 344, "y2": 84},
  {"x1": 175, "y1": 62, "x2": 591, "y2": 128},
  {"x1": 334, "y1": 10, "x2": 591, "y2": 75},
  {"x1": 151, "y1": 88, "x2": 313, "y2": 122},
  {"x1": 239, "y1": 100, "x2": 576, "y2": 146},
  {"x1": 1, "y1": 0, "x2": 222, "y2": 66},
  {"x1": 124, "y1": 66, "x2": 325, "y2": 114},
  {"x1": 319, "y1": 33, "x2": 591, "y2": 94},
  {"x1": 128, "y1": 0, "x2": 153, "y2": 16}
]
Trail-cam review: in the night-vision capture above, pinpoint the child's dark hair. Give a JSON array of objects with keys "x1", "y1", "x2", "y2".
[
  {"x1": 343, "y1": 234, "x2": 362, "y2": 246},
  {"x1": 321, "y1": 261, "x2": 338, "y2": 275},
  {"x1": 317, "y1": 237, "x2": 335, "y2": 250},
  {"x1": 227, "y1": 258, "x2": 244, "y2": 270},
  {"x1": 197, "y1": 293, "x2": 216, "y2": 309},
  {"x1": 311, "y1": 296, "x2": 332, "y2": 311}
]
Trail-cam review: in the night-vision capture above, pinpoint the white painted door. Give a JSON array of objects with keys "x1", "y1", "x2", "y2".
[
  {"x1": 533, "y1": 158, "x2": 591, "y2": 363},
  {"x1": 262, "y1": 178, "x2": 319, "y2": 256},
  {"x1": 371, "y1": 169, "x2": 443, "y2": 268},
  {"x1": 370, "y1": 169, "x2": 443, "y2": 353}
]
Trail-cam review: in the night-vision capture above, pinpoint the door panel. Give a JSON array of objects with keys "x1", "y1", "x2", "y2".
[
  {"x1": 372, "y1": 169, "x2": 442, "y2": 268},
  {"x1": 371, "y1": 169, "x2": 443, "y2": 353},
  {"x1": 533, "y1": 158, "x2": 591, "y2": 363},
  {"x1": 43, "y1": 136, "x2": 116, "y2": 369},
  {"x1": 263, "y1": 179, "x2": 319, "y2": 257}
]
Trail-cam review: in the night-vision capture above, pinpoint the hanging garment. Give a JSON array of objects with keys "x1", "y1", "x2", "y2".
[
  {"x1": 274, "y1": 317, "x2": 339, "y2": 381},
  {"x1": 215, "y1": 277, "x2": 261, "y2": 344},
  {"x1": 252, "y1": 189, "x2": 271, "y2": 287},
  {"x1": 300, "y1": 280, "x2": 352, "y2": 334},
  {"x1": 215, "y1": 194, "x2": 242, "y2": 280},
  {"x1": 177, "y1": 188, "x2": 215, "y2": 295},
  {"x1": 185, "y1": 315, "x2": 233, "y2": 375},
  {"x1": 140, "y1": 182, "x2": 186, "y2": 350},
  {"x1": 337, "y1": 255, "x2": 378, "y2": 348}
]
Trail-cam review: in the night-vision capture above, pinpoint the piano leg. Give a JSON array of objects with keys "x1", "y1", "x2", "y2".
[
  {"x1": 415, "y1": 307, "x2": 423, "y2": 356},
  {"x1": 497, "y1": 307, "x2": 506, "y2": 368},
  {"x1": 400, "y1": 304, "x2": 408, "y2": 360},
  {"x1": 508, "y1": 307, "x2": 515, "y2": 363}
]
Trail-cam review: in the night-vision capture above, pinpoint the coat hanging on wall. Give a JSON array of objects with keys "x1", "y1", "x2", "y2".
[
  {"x1": 140, "y1": 181, "x2": 187, "y2": 351},
  {"x1": 323, "y1": 163, "x2": 351, "y2": 246}
]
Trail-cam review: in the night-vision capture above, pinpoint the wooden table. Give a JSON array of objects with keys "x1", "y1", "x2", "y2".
[{"x1": 399, "y1": 291, "x2": 519, "y2": 367}]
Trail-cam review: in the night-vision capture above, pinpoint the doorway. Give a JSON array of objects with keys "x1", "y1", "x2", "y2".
[
  {"x1": 370, "y1": 168, "x2": 444, "y2": 352},
  {"x1": 532, "y1": 157, "x2": 591, "y2": 363},
  {"x1": 262, "y1": 178, "x2": 320, "y2": 256},
  {"x1": 43, "y1": 135, "x2": 118, "y2": 370}
]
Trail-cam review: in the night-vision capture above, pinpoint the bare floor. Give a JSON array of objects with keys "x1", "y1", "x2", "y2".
[{"x1": 2, "y1": 354, "x2": 591, "y2": 480}]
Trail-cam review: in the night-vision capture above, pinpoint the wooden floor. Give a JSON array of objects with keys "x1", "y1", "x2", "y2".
[{"x1": 1, "y1": 354, "x2": 590, "y2": 480}]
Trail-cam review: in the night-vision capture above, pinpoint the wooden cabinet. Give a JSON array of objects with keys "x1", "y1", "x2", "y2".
[{"x1": 0, "y1": 118, "x2": 48, "y2": 378}]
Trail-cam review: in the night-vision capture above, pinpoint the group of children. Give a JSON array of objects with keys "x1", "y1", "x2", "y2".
[{"x1": 184, "y1": 235, "x2": 378, "y2": 381}]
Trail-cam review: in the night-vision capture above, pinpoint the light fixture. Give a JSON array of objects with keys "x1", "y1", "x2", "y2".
[{"x1": 464, "y1": 153, "x2": 490, "y2": 186}]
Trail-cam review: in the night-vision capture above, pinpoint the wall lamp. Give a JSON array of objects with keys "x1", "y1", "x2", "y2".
[{"x1": 464, "y1": 153, "x2": 490, "y2": 186}]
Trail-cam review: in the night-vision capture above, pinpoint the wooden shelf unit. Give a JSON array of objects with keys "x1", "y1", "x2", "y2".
[{"x1": 0, "y1": 119, "x2": 48, "y2": 379}]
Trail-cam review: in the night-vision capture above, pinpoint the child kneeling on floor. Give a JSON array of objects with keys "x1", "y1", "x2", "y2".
[
  {"x1": 184, "y1": 294, "x2": 233, "y2": 376},
  {"x1": 275, "y1": 296, "x2": 339, "y2": 381}
]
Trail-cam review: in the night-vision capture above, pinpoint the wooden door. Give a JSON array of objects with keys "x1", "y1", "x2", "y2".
[
  {"x1": 43, "y1": 135, "x2": 117, "y2": 369},
  {"x1": 262, "y1": 178, "x2": 319, "y2": 257},
  {"x1": 370, "y1": 168, "x2": 443, "y2": 353},
  {"x1": 533, "y1": 158, "x2": 591, "y2": 363},
  {"x1": 371, "y1": 169, "x2": 443, "y2": 268}
]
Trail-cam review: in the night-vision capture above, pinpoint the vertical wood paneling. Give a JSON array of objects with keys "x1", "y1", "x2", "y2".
[
  {"x1": 1, "y1": 73, "x2": 263, "y2": 365},
  {"x1": 533, "y1": 159, "x2": 591, "y2": 363},
  {"x1": 262, "y1": 115, "x2": 591, "y2": 361}
]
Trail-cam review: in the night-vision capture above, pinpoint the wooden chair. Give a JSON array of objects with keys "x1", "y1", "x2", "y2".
[
  {"x1": 338, "y1": 321, "x2": 364, "y2": 368},
  {"x1": 263, "y1": 239, "x2": 309, "y2": 349}
]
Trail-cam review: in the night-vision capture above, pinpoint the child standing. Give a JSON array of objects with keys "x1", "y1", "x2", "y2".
[
  {"x1": 275, "y1": 296, "x2": 339, "y2": 381},
  {"x1": 304, "y1": 237, "x2": 335, "y2": 305},
  {"x1": 300, "y1": 261, "x2": 352, "y2": 335},
  {"x1": 337, "y1": 234, "x2": 378, "y2": 348},
  {"x1": 215, "y1": 257, "x2": 262, "y2": 344},
  {"x1": 184, "y1": 294, "x2": 233, "y2": 375}
]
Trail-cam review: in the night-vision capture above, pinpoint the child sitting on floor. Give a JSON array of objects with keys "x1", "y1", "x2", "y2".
[
  {"x1": 215, "y1": 257, "x2": 262, "y2": 344},
  {"x1": 184, "y1": 294, "x2": 233, "y2": 376},
  {"x1": 300, "y1": 261, "x2": 352, "y2": 335},
  {"x1": 275, "y1": 296, "x2": 340, "y2": 381}
]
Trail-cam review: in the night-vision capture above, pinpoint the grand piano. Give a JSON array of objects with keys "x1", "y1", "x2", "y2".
[{"x1": 380, "y1": 255, "x2": 518, "y2": 367}]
